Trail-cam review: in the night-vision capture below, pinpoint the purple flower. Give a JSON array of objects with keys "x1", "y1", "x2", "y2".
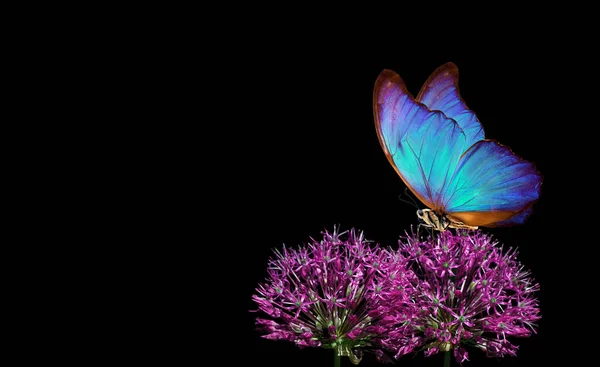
[
  {"x1": 251, "y1": 227, "x2": 416, "y2": 364},
  {"x1": 395, "y1": 230, "x2": 541, "y2": 364}
]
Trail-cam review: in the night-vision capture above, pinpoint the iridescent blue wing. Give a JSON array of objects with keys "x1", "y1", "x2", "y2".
[
  {"x1": 442, "y1": 140, "x2": 542, "y2": 227},
  {"x1": 492, "y1": 207, "x2": 534, "y2": 227},
  {"x1": 373, "y1": 70, "x2": 471, "y2": 212},
  {"x1": 416, "y1": 62, "x2": 484, "y2": 148}
]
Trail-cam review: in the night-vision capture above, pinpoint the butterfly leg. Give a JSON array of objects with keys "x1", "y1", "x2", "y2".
[{"x1": 417, "y1": 223, "x2": 434, "y2": 240}]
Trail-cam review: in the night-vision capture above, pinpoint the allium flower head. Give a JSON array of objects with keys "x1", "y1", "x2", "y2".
[
  {"x1": 396, "y1": 230, "x2": 541, "y2": 364},
  {"x1": 251, "y1": 227, "x2": 416, "y2": 364}
]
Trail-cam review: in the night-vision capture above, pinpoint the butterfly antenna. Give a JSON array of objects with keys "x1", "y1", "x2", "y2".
[{"x1": 398, "y1": 187, "x2": 420, "y2": 210}]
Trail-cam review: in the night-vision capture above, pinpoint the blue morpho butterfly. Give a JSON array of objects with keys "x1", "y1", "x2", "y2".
[{"x1": 373, "y1": 63, "x2": 542, "y2": 231}]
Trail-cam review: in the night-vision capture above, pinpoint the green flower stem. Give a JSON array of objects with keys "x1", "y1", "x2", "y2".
[
  {"x1": 334, "y1": 351, "x2": 341, "y2": 367},
  {"x1": 444, "y1": 351, "x2": 450, "y2": 367}
]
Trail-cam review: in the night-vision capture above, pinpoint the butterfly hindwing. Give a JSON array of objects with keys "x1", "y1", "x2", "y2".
[{"x1": 442, "y1": 139, "x2": 542, "y2": 226}]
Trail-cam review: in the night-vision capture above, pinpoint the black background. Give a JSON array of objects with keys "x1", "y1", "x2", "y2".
[
  {"x1": 31, "y1": 10, "x2": 595, "y2": 366},
  {"x1": 203, "y1": 34, "x2": 588, "y2": 367}
]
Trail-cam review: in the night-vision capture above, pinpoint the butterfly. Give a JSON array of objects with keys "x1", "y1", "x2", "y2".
[{"x1": 373, "y1": 62, "x2": 542, "y2": 231}]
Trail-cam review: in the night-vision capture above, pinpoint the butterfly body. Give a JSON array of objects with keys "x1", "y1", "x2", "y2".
[
  {"x1": 417, "y1": 209, "x2": 478, "y2": 232},
  {"x1": 373, "y1": 63, "x2": 542, "y2": 230}
]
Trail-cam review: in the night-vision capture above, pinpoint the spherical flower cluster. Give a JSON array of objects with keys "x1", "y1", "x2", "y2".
[
  {"x1": 251, "y1": 227, "x2": 416, "y2": 364},
  {"x1": 396, "y1": 230, "x2": 541, "y2": 363},
  {"x1": 251, "y1": 227, "x2": 540, "y2": 365}
]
